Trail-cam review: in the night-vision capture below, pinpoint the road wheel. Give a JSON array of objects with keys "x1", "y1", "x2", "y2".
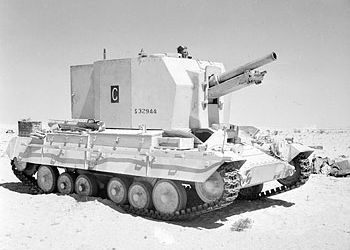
[
  {"x1": 57, "y1": 172, "x2": 76, "y2": 195},
  {"x1": 75, "y1": 174, "x2": 98, "y2": 196},
  {"x1": 152, "y1": 180, "x2": 187, "y2": 214},
  {"x1": 195, "y1": 171, "x2": 224, "y2": 203},
  {"x1": 107, "y1": 177, "x2": 130, "y2": 205},
  {"x1": 128, "y1": 181, "x2": 153, "y2": 209},
  {"x1": 37, "y1": 165, "x2": 59, "y2": 193}
]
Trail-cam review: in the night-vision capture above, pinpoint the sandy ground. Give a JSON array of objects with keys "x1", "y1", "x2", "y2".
[{"x1": 1, "y1": 126, "x2": 350, "y2": 250}]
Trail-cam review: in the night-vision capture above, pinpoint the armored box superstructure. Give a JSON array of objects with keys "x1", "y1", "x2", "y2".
[{"x1": 71, "y1": 54, "x2": 228, "y2": 129}]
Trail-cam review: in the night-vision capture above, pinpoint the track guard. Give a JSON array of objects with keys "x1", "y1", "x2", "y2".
[
  {"x1": 271, "y1": 139, "x2": 314, "y2": 163},
  {"x1": 6, "y1": 137, "x2": 18, "y2": 160},
  {"x1": 288, "y1": 143, "x2": 314, "y2": 162}
]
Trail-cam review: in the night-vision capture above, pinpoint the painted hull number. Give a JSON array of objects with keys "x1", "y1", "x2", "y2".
[{"x1": 134, "y1": 108, "x2": 157, "y2": 114}]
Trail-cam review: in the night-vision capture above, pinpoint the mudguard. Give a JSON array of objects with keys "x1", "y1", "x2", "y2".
[
  {"x1": 288, "y1": 143, "x2": 314, "y2": 162},
  {"x1": 271, "y1": 139, "x2": 314, "y2": 162}
]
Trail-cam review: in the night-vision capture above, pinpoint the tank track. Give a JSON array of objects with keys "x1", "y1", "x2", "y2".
[
  {"x1": 10, "y1": 160, "x2": 241, "y2": 221},
  {"x1": 10, "y1": 158, "x2": 311, "y2": 220},
  {"x1": 239, "y1": 157, "x2": 311, "y2": 200},
  {"x1": 11, "y1": 162, "x2": 43, "y2": 195}
]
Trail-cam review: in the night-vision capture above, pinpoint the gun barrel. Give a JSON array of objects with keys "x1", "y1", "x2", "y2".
[{"x1": 210, "y1": 52, "x2": 277, "y2": 86}]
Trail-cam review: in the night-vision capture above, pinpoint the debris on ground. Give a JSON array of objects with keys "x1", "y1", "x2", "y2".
[{"x1": 230, "y1": 218, "x2": 253, "y2": 232}]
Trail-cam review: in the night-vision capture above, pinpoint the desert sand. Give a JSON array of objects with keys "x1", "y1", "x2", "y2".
[{"x1": 1, "y1": 125, "x2": 350, "y2": 250}]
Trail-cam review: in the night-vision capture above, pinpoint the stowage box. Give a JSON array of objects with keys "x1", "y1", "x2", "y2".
[{"x1": 18, "y1": 121, "x2": 42, "y2": 137}]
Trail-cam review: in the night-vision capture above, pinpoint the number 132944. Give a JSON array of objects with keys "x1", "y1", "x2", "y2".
[{"x1": 134, "y1": 108, "x2": 157, "y2": 114}]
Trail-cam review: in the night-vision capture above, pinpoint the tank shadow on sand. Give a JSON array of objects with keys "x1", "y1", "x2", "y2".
[
  {"x1": 68, "y1": 193, "x2": 126, "y2": 214},
  {"x1": 173, "y1": 198, "x2": 294, "y2": 229},
  {"x1": 0, "y1": 181, "x2": 126, "y2": 214},
  {"x1": 1, "y1": 181, "x2": 294, "y2": 229},
  {"x1": 0, "y1": 182, "x2": 34, "y2": 194}
]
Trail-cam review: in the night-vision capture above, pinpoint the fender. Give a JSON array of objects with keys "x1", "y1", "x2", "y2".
[
  {"x1": 288, "y1": 143, "x2": 314, "y2": 162},
  {"x1": 6, "y1": 137, "x2": 22, "y2": 160},
  {"x1": 270, "y1": 139, "x2": 314, "y2": 162}
]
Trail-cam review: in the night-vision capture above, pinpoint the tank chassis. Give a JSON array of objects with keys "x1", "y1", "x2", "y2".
[{"x1": 6, "y1": 50, "x2": 313, "y2": 220}]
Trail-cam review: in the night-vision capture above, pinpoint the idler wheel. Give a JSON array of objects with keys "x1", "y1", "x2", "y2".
[
  {"x1": 57, "y1": 172, "x2": 76, "y2": 195},
  {"x1": 195, "y1": 171, "x2": 224, "y2": 203},
  {"x1": 152, "y1": 180, "x2": 187, "y2": 214},
  {"x1": 238, "y1": 184, "x2": 264, "y2": 200},
  {"x1": 13, "y1": 157, "x2": 37, "y2": 176},
  {"x1": 75, "y1": 174, "x2": 98, "y2": 196},
  {"x1": 128, "y1": 181, "x2": 153, "y2": 209},
  {"x1": 107, "y1": 177, "x2": 131, "y2": 205},
  {"x1": 13, "y1": 157, "x2": 27, "y2": 172},
  {"x1": 23, "y1": 164, "x2": 37, "y2": 176},
  {"x1": 37, "y1": 165, "x2": 59, "y2": 193}
]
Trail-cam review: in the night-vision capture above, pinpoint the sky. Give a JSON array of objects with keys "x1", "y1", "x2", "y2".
[{"x1": 0, "y1": 0, "x2": 349, "y2": 128}]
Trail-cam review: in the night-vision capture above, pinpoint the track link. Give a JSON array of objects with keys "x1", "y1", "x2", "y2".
[{"x1": 10, "y1": 160, "x2": 241, "y2": 221}]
